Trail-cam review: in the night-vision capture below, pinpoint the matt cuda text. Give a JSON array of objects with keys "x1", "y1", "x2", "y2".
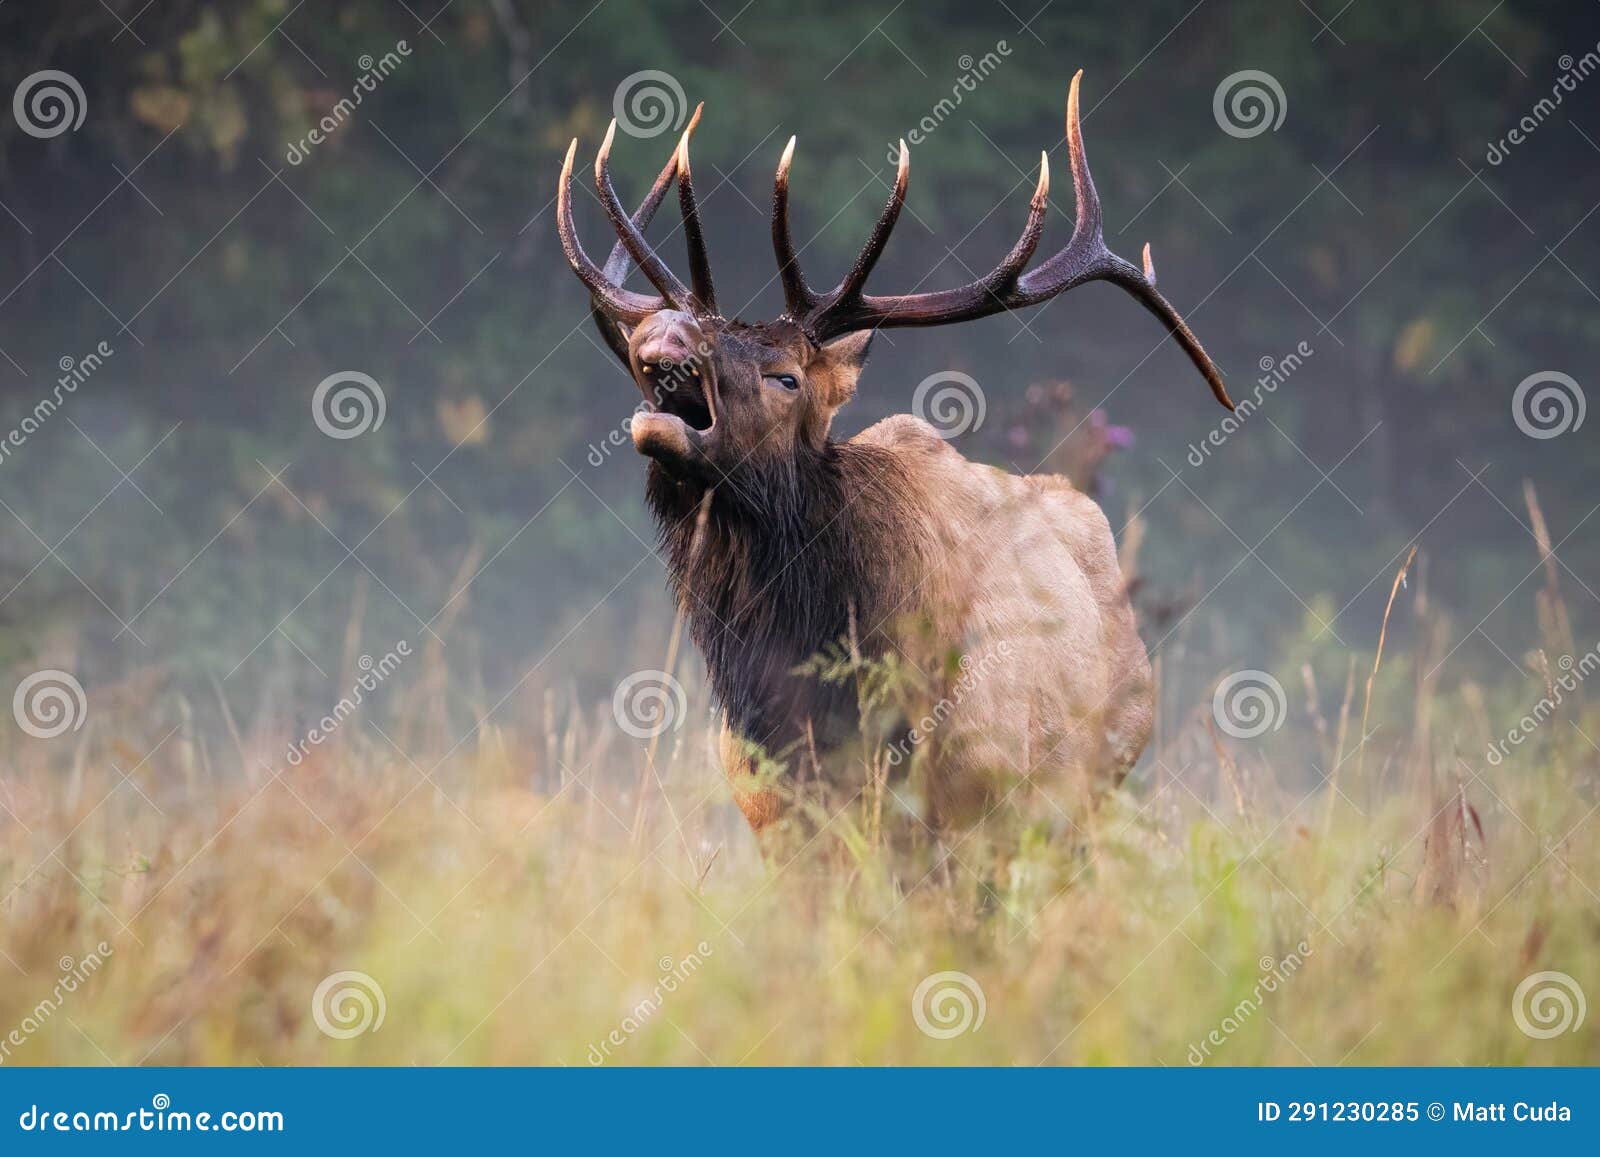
[{"x1": 1454, "y1": 1102, "x2": 1571, "y2": 1122}]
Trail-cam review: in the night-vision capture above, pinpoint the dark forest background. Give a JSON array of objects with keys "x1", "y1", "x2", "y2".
[{"x1": 1, "y1": 0, "x2": 1596, "y2": 756}]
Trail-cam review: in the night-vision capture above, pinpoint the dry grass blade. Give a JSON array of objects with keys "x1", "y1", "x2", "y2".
[
  {"x1": 1204, "y1": 716, "x2": 1250, "y2": 822},
  {"x1": 1524, "y1": 479, "x2": 1577, "y2": 685},
  {"x1": 1351, "y1": 546, "x2": 1419, "y2": 798},
  {"x1": 631, "y1": 490, "x2": 713, "y2": 865}
]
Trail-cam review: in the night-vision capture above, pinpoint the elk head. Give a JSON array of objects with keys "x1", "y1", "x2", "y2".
[{"x1": 558, "y1": 71, "x2": 1233, "y2": 490}]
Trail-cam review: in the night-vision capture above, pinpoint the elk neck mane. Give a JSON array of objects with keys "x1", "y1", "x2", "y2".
[{"x1": 646, "y1": 437, "x2": 932, "y2": 757}]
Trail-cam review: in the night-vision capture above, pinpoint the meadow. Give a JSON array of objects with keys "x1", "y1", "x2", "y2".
[
  {"x1": 1, "y1": 0, "x2": 1598, "y2": 1078},
  {"x1": 2, "y1": 508, "x2": 1596, "y2": 1069}
]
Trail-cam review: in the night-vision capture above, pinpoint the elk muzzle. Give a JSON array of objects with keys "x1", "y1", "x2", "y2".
[{"x1": 629, "y1": 311, "x2": 719, "y2": 478}]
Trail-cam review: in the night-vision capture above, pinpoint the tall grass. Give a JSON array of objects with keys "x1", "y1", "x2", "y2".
[{"x1": 1, "y1": 501, "x2": 1596, "y2": 1067}]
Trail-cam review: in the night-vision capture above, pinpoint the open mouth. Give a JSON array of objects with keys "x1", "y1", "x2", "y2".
[
  {"x1": 636, "y1": 355, "x2": 715, "y2": 433},
  {"x1": 630, "y1": 345, "x2": 720, "y2": 479}
]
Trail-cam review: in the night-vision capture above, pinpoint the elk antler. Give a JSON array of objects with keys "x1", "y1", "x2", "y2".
[
  {"x1": 566, "y1": 74, "x2": 1232, "y2": 409},
  {"x1": 560, "y1": 104, "x2": 716, "y2": 328},
  {"x1": 774, "y1": 71, "x2": 1233, "y2": 409},
  {"x1": 559, "y1": 139, "x2": 668, "y2": 324},
  {"x1": 675, "y1": 110, "x2": 717, "y2": 315},
  {"x1": 585, "y1": 105, "x2": 705, "y2": 361}
]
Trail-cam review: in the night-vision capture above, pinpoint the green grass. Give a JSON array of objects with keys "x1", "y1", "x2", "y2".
[{"x1": 1, "y1": 652, "x2": 1596, "y2": 1067}]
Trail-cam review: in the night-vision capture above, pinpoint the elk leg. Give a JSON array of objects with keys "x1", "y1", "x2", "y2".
[{"x1": 718, "y1": 722, "x2": 784, "y2": 834}]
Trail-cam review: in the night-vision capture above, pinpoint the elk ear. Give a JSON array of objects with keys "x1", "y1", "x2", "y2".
[
  {"x1": 591, "y1": 307, "x2": 635, "y2": 372},
  {"x1": 817, "y1": 330, "x2": 874, "y2": 406},
  {"x1": 823, "y1": 329, "x2": 873, "y2": 370}
]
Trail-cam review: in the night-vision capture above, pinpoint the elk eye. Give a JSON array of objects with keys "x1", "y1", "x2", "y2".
[{"x1": 764, "y1": 373, "x2": 800, "y2": 391}]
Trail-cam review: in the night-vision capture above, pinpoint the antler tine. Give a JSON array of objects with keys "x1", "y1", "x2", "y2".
[
  {"x1": 772, "y1": 136, "x2": 818, "y2": 315},
  {"x1": 590, "y1": 134, "x2": 682, "y2": 362},
  {"x1": 829, "y1": 139, "x2": 909, "y2": 306},
  {"x1": 1022, "y1": 72, "x2": 1231, "y2": 408},
  {"x1": 600, "y1": 113, "x2": 689, "y2": 284},
  {"x1": 790, "y1": 148, "x2": 1050, "y2": 336},
  {"x1": 558, "y1": 138, "x2": 667, "y2": 325},
  {"x1": 986, "y1": 151, "x2": 1049, "y2": 291},
  {"x1": 675, "y1": 102, "x2": 717, "y2": 315},
  {"x1": 1040, "y1": 76, "x2": 1232, "y2": 407},
  {"x1": 1013, "y1": 70, "x2": 1114, "y2": 299},
  {"x1": 595, "y1": 120, "x2": 692, "y2": 307},
  {"x1": 1103, "y1": 249, "x2": 1235, "y2": 409},
  {"x1": 796, "y1": 70, "x2": 1234, "y2": 410},
  {"x1": 1063, "y1": 70, "x2": 1101, "y2": 247}
]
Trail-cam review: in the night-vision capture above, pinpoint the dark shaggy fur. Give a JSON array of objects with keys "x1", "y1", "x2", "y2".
[{"x1": 646, "y1": 441, "x2": 929, "y2": 760}]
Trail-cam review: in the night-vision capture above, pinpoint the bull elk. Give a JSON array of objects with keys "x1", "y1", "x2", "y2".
[{"x1": 558, "y1": 72, "x2": 1232, "y2": 837}]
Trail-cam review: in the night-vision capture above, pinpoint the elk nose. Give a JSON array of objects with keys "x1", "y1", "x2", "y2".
[{"x1": 634, "y1": 314, "x2": 706, "y2": 379}]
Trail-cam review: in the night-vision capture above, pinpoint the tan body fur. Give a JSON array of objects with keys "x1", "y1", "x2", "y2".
[
  {"x1": 722, "y1": 413, "x2": 1152, "y2": 833},
  {"x1": 561, "y1": 73, "x2": 1228, "y2": 843}
]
